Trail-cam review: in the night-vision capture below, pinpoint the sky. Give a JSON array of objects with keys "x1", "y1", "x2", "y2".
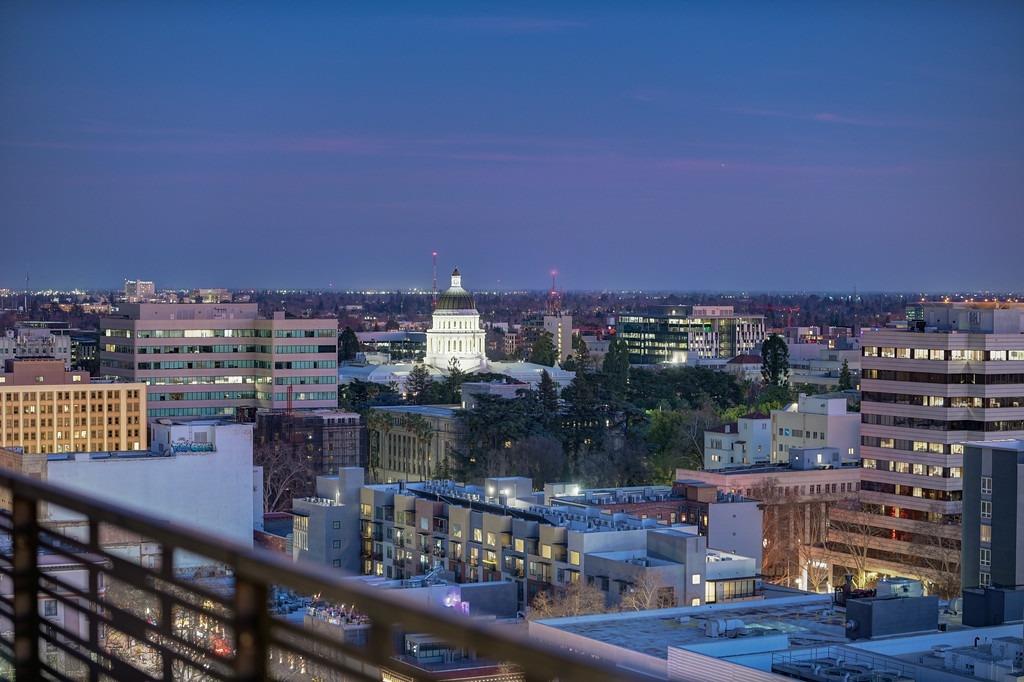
[{"x1": 1, "y1": 2, "x2": 1022, "y2": 293}]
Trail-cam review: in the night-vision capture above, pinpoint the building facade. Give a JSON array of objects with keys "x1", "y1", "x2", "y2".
[
  {"x1": 836, "y1": 302, "x2": 1024, "y2": 595},
  {"x1": 0, "y1": 326, "x2": 72, "y2": 369},
  {"x1": 292, "y1": 469, "x2": 365, "y2": 573},
  {"x1": 424, "y1": 269, "x2": 487, "y2": 372},
  {"x1": 367, "y1": 405, "x2": 464, "y2": 482},
  {"x1": 703, "y1": 412, "x2": 772, "y2": 469},
  {"x1": 616, "y1": 305, "x2": 766, "y2": 364},
  {"x1": 961, "y1": 440, "x2": 1024, "y2": 591},
  {"x1": 771, "y1": 393, "x2": 860, "y2": 464},
  {"x1": 100, "y1": 303, "x2": 338, "y2": 419},
  {"x1": 123, "y1": 279, "x2": 156, "y2": 302},
  {"x1": 0, "y1": 359, "x2": 146, "y2": 454}
]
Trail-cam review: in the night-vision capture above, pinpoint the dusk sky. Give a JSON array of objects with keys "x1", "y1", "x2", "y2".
[{"x1": 1, "y1": 2, "x2": 1021, "y2": 292}]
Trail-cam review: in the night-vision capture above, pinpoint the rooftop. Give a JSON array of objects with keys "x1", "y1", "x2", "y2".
[
  {"x1": 535, "y1": 594, "x2": 842, "y2": 659},
  {"x1": 372, "y1": 404, "x2": 461, "y2": 418}
]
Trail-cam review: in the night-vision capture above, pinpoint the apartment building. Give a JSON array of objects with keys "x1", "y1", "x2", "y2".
[
  {"x1": 961, "y1": 440, "x2": 1024, "y2": 591},
  {"x1": 359, "y1": 478, "x2": 758, "y2": 611},
  {"x1": 842, "y1": 302, "x2": 1024, "y2": 595},
  {"x1": 616, "y1": 305, "x2": 766, "y2": 364},
  {"x1": 771, "y1": 393, "x2": 860, "y2": 464},
  {"x1": 703, "y1": 412, "x2": 772, "y2": 469},
  {"x1": 100, "y1": 303, "x2": 338, "y2": 419},
  {"x1": 0, "y1": 359, "x2": 146, "y2": 454},
  {"x1": 292, "y1": 469, "x2": 365, "y2": 573}
]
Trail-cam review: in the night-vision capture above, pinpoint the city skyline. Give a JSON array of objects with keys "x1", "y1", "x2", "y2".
[{"x1": 2, "y1": 3, "x2": 1022, "y2": 291}]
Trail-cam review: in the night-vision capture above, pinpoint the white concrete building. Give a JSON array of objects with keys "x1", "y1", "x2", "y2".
[
  {"x1": 771, "y1": 393, "x2": 859, "y2": 465},
  {"x1": 424, "y1": 268, "x2": 487, "y2": 372},
  {"x1": 0, "y1": 327, "x2": 72, "y2": 369},
  {"x1": 43, "y1": 419, "x2": 259, "y2": 569},
  {"x1": 703, "y1": 413, "x2": 772, "y2": 470}
]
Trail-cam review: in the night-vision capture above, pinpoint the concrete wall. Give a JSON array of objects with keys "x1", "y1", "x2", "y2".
[
  {"x1": 707, "y1": 502, "x2": 762, "y2": 569},
  {"x1": 46, "y1": 423, "x2": 255, "y2": 568}
]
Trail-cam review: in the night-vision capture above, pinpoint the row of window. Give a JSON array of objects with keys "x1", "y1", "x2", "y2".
[
  {"x1": 105, "y1": 328, "x2": 336, "y2": 339},
  {"x1": 863, "y1": 369, "x2": 1024, "y2": 384},
  {"x1": 862, "y1": 392, "x2": 1024, "y2": 409},
  {"x1": 860, "y1": 480, "x2": 962, "y2": 501},
  {"x1": 862, "y1": 436, "x2": 965, "y2": 455},
  {"x1": 863, "y1": 347, "x2": 1024, "y2": 361},
  {"x1": 862, "y1": 458, "x2": 961, "y2": 478},
  {"x1": 2, "y1": 391, "x2": 140, "y2": 401},
  {"x1": 273, "y1": 360, "x2": 337, "y2": 369},
  {"x1": 862, "y1": 413, "x2": 1024, "y2": 432},
  {"x1": 272, "y1": 376, "x2": 336, "y2": 385}
]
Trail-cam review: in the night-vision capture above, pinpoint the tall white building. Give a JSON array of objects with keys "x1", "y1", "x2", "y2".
[{"x1": 424, "y1": 268, "x2": 487, "y2": 373}]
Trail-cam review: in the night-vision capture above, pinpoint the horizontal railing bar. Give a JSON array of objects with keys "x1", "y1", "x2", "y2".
[{"x1": 0, "y1": 469, "x2": 645, "y2": 681}]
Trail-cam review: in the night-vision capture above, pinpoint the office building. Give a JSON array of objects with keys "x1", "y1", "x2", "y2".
[
  {"x1": 0, "y1": 359, "x2": 146, "y2": 454},
  {"x1": 836, "y1": 302, "x2": 1024, "y2": 595},
  {"x1": 354, "y1": 330, "x2": 427, "y2": 361},
  {"x1": 100, "y1": 303, "x2": 338, "y2": 419},
  {"x1": 367, "y1": 404, "x2": 464, "y2": 482},
  {"x1": 616, "y1": 305, "x2": 766, "y2": 364},
  {"x1": 123, "y1": 279, "x2": 155, "y2": 302},
  {"x1": 0, "y1": 325, "x2": 72, "y2": 369},
  {"x1": 771, "y1": 393, "x2": 860, "y2": 464},
  {"x1": 255, "y1": 409, "x2": 365, "y2": 473},
  {"x1": 703, "y1": 412, "x2": 772, "y2": 469},
  {"x1": 0, "y1": 419, "x2": 258, "y2": 569},
  {"x1": 961, "y1": 439, "x2": 1024, "y2": 591}
]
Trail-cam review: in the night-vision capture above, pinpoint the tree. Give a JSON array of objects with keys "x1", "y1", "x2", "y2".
[
  {"x1": 405, "y1": 363, "x2": 432, "y2": 404},
  {"x1": 255, "y1": 440, "x2": 317, "y2": 512},
  {"x1": 602, "y1": 338, "x2": 631, "y2": 399},
  {"x1": 527, "y1": 582, "x2": 607, "y2": 620},
  {"x1": 645, "y1": 405, "x2": 718, "y2": 480},
  {"x1": 366, "y1": 409, "x2": 393, "y2": 482},
  {"x1": 338, "y1": 326, "x2": 360, "y2": 362},
  {"x1": 571, "y1": 337, "x2": 594, "y2": 374},
  {"x1": 761, "y1": 334, "x2": 790, "y2": 386},
  {"x1": 619, "y1": 573, "x2": 673, "y2": 611},
  {"x1": 442, "y1": 357, "x2": 466, "y2": 403},
  {"x1": 838, "y1": 358, "x2": 852, "y2": 390},
  {"x1": 528, "y1": 330, "x2": 558, "y2": 367}
]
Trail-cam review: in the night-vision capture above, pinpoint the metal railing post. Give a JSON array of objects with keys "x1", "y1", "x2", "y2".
[
  {"x1": 12, "y1": 494, "x2": 41, "y2": 679},
  {"x1": 234, "y1": 575, "x2": 270, "y2": 681}
]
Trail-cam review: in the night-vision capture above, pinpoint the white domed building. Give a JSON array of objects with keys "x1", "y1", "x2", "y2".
[
  {"x1": 424, "y1": 269, "x2": 488, "y2": 372},
  {"x1": 339, "y1": 267, "x2": 574, "y2": 394}
]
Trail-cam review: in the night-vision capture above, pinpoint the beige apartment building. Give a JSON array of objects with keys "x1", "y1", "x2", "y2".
[
  {"x1": 100, "y1": 303, "x2": 338, "y2": 420},
  {"x1": 0, "y1": 359, "x2": 146, "y2": 454},
  {"x1": 828, "y1": 302, "x2": 1024, "y2": 596}
]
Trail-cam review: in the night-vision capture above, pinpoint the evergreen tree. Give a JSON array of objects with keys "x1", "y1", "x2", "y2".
[
  {"x1": 537, "y1": 369, "x2": 561, "y2": 433},
  {"x1": 572, "y1": 336, "x2": 594, "y2": 373},
  {"x1": 838, "y1": 358, "x2": 852, "y2": 390},
  {"x1": 443, "y1": 357, "x2": 466, "y2": 403},
  {"x1": 760, "y1": 334, "x2": 790, "y2": 387},
  {"x1": 528, "y1": 330, "x2": 558, "y2": 367},
  {"x1": 338, "y1": 326, "x2": 360, "y2": 362},
  {"x1": 602, "y1": 338, "x2": 631, "y2": 398},
  {"x1": 405, "y1": 363, "x2": 432, "y2": 404}
]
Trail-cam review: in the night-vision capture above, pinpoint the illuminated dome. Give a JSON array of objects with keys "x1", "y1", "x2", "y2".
[{"x1": 435, "y1": 268, "x2": 476, "y2": 311}]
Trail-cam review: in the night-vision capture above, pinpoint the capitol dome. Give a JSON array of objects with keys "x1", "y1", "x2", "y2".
[{"x1": 435, "y1": 268, "x2": 476, "y2": 311}]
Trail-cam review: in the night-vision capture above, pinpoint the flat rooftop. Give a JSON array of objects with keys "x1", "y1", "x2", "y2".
[
  {"x1": 372, "y1": 404, "x2": 461, "y2": 418},
  {"x1": 537, "y1": 594, "x2": 843, "y2": 659}
]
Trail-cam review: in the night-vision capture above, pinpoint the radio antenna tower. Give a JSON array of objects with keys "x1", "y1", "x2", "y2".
[
  {"x1": 431, "y1": 251, "x2": 438, "y2": 309},
  {"x1": 547, "y1": 269, "x2": 561, "y2": 315}
]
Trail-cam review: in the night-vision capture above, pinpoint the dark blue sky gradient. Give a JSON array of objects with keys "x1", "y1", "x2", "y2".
[{"x1": 1, "y1": 2, "x2": 1021, "y2": 291}]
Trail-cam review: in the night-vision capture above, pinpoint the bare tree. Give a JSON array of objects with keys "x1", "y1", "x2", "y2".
[
  {"x1": 909, "y1": 530, "x2": 961, "y2": 599},
  {"x1": 256, "y1": 440, "x2": 317, "y2": 512},
  {"x1": 619, "y1": 573, "x2": 672, "y2": 611},
  {"x1": 527, "y1": 582, "x2": 607, "y2": 620}
]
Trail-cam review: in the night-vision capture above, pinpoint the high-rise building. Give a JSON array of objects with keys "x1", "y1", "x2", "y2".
[
  {"x1": 961, "y1": 439, "x2": 1024, "y2": 591},
  {"x1": 123, "y1": 279, "x2": 156, "y2": 302},
  {"x1": 543, "y1": 314, "x2": 573, "y2": 364},
  {"x1": 100, "y1": 303, "x2": 338, "y2": 420},
  {"x1": 832, "y1": 302, "x2": 1024, "y2": 594},
  {"x1": 0, "y1": 359, "x2": 146, "y2": 454},
  {"x1": 616, "y1": 305, "x2": 766, "y2": 364}
]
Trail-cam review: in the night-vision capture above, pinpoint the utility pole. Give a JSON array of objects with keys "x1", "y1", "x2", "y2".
[{"x1": 432, "y1": 251, "x2": 438, "y2": 309}]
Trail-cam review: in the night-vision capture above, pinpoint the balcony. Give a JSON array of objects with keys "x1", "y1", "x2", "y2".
[{"x1": 0, "y1": 470, "x2": 635, "y2": 681}]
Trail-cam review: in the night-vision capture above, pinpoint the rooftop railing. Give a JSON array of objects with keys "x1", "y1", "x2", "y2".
[{"x1": 0, "y1": 469, "x2": 640, "y2": 681}]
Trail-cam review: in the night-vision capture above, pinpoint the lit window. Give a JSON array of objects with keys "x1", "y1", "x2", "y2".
[
  {"x1": 980, "y1": 524, "x2": 992, "y2": 544},
  {"x1": 690, "y1": 598, "x2": 701, "y2": 606},
  {"x1": 691, "y1": 574, "x2": 701, "y2": 585},
  {"x1": 569, "y1": 550, "x2": 580, "y2": 566}
]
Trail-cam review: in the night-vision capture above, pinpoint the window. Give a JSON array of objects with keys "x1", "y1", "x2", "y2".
[
  {"x1": 541, "y1": 544, "x2": 552, "y2": 559},
  {"x1": 514, "y1": 538, "x2": 524, "y2": 552},
  {"x1": 981, "y1": 501, "x2": 991, "y2": 519},
  {"x1": 980, "y1": 548, "x2": 991, "y2": 568},
  {"x1": 472, "y1": 528, "x2": 482, "y2": 542},
  {"x1": 691, "y1": 574, "x2": 701, "y2": 585},
  {"x1": 980, "y1": 524, "x2": 992, "y2": 543},
  {"x1": 981, "y1": 477, "x2": 992, "y2": 495},
  {"x1": 691, "y1": 598, "x2": 701, "y2": 607},
  {"x1": 333, "y1": 540, "x2": 341, "y2": 549},
  {"x1": 43, "y1": 599, "x2": 57, "y2": 618},
  {"x1": 569, "y1": 550, "x2": 580, "y2": 566},
  {"x1": 980, "y1": 572, "x2": 991, "y2": 587},
  {"x1": 332, "y1": 521, "x2": 341, "y2": 529},
  {"x1": 486, "y1": 532, "x2": 496, "y2": 547}
]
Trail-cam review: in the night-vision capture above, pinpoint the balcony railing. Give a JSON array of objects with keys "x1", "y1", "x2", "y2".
[{"x1": 0, "y1": 469, "x2": 639, "y2": 681}]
